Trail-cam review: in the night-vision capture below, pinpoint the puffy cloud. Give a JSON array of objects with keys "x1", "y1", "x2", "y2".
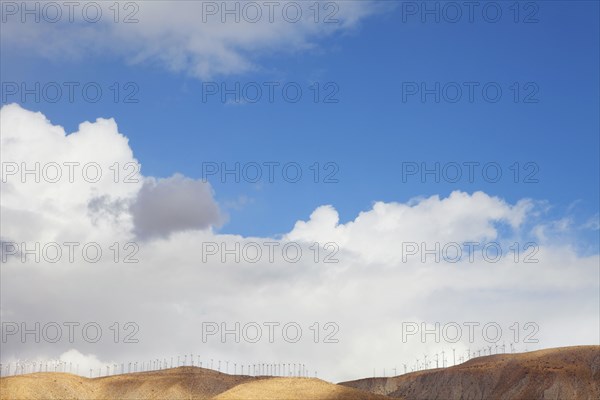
[
  {"x1": 0, "y1": 103, "x2": 140, "y2": 244},
  {"x1": 58, "y1": 350, "x2": 114, "y2": 376},
  {"x1": 286, "y1": 192, "x2": 534, "y2": 264},
  {"x1": 0, "y1": 104, "x2": 221, "y2": 244},
  {"x1": 1, "y1": 105, "x2": 597, "y2": 383}
]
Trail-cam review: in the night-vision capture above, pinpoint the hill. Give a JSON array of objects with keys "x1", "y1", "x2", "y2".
[
  {"x1": 214, "y1": 377, "x2": 392, "y2": 400},
  {"x1": 0, "y1": 366, "x2": 261, "y2": 400},
  {"x1": 340, "y1": 345, "x2": 600, "y2": 400},
  {"x1": 2, "y1": 346, "x2": 598, "y2": 399}
]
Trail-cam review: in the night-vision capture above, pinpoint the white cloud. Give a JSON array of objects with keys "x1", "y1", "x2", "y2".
[
  {"x1": 0, "y1": 104, "x2": 221, "y2": 245},
  {"x1": 58, "y1": 349, "x2": 114, "y2": 376},
  {"x1": 1, "y1": 1, "x2": 388, "y2": 78},
  {"x1": 1, "y1": 105, "x2": 598, "y2": 383},
  {"x1": 286, "y1": 192, "x2": 534, "y2": 264}
]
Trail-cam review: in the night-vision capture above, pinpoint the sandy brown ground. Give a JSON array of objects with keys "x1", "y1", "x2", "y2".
[
  {"x1": 340, "y1": 345, "x2": 600, "y2": 400},
  {"x1": 0, "y1": 367, "x2": 263, "y2": 400},
  {"x1": 0, "y1": 367, "x2": 385, "y2": 400},
  {"x1": 2, "y1": 346, "x2": 598, "y2": 400},
  {"x1": 214, "y1": 377, "x2": 392, "y2": 400}
]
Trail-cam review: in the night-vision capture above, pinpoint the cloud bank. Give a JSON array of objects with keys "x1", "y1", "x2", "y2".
[{"x1": 1, "y1": 104, "x2": 598, "y2": 381}]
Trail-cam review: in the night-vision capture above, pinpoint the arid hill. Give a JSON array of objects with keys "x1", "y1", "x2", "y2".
[
  {"x1": 0, "y1": 367, "x2": 263, "y2": 400},
  {"x1": 214, "y1": 377, "x2": 392, "y2": 400},
  {"x1": 0, "y1": 367, "x2": 385, "y2": 400},
  {"x1": 340, "y1": 345, "x2": 600, "y2": 400},
  {"x1": 2, "y1": 346, "x2": 598, "y2": 400}
]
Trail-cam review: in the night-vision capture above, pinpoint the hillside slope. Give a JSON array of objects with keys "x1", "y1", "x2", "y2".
[
  {"x1": 340, "y1": 345, "x2": 600, "y2": 400},
  {"x1": 0, "y1": 367, "x2": 261, "y2": 400},
  {"x1": 214, "y1": 377, "x2": 393, "y2": 400}
]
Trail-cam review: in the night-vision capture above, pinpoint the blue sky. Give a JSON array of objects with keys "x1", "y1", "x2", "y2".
[{"x1": 2, "y1": 0, "x2": 598, "y2": 241}]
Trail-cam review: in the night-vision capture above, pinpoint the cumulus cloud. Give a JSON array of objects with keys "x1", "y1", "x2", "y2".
[
  {"x1": 0, "y1": 103, "x2": 140, "y2": 244},
  {"x1": 1, "y1": 1, "x2": 388, "y2": 78},
  {"x1": 1, "y1": 105, "x2": 598, "y2": 382},
  {"x1": 0, "y1": 104, "x2": 221, "y2": 244}
]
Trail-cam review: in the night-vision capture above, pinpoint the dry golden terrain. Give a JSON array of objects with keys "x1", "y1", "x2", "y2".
[
  {"x1": 0, "y1": 367, "x2": 385, "y2": 400},
  {"x1": 1, "y1": 346, "x2": 598, "y2": 400},
  {"x1": 340, "y1": 345, "x2": 600, "y2": 400},
  {"x1": 0, "y1": 367, "x2": 262, "y2": 400},
  {"x1": 213, "y1": 377, "x2": 392, "y2": 400}
]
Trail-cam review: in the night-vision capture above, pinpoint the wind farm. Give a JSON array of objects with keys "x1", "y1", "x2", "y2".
[{"x1": 1, "y1": 346, "x2": 598, "y2": 399}]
